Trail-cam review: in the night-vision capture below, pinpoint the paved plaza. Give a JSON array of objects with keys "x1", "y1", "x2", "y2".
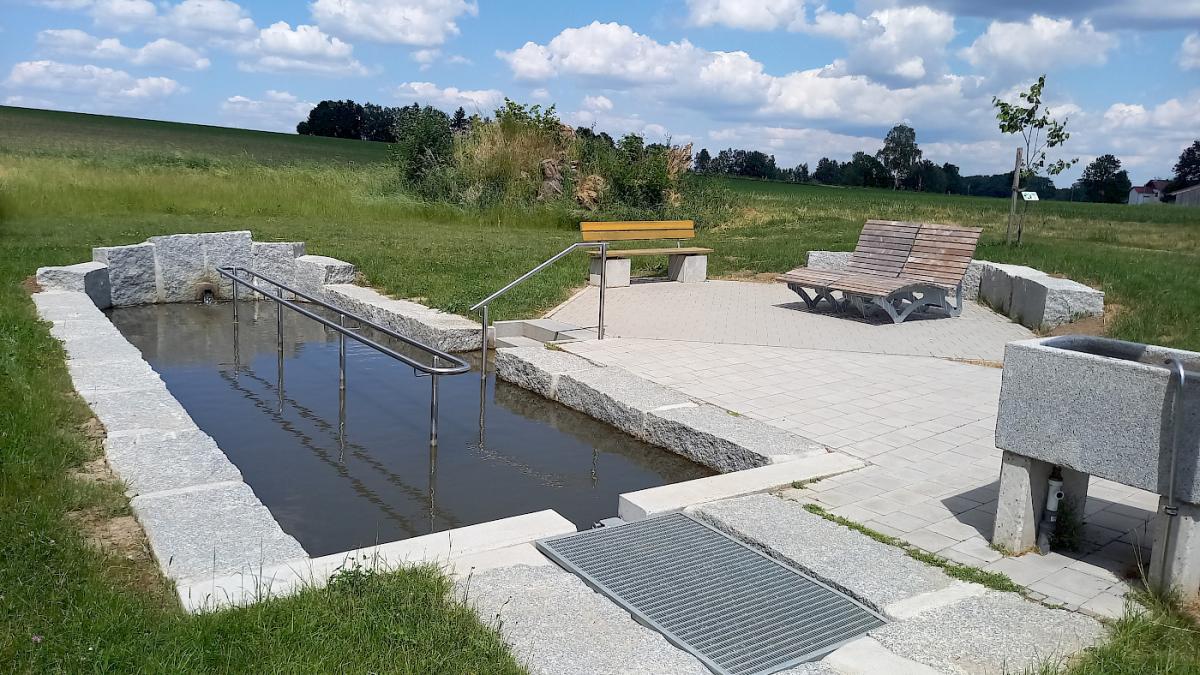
[
  {"x1": 550, "y1": 279, "x2": 1034, "y2": 362},
  {"x1": 555, "y1": 280, "x2": 1158, "y2": 619}
]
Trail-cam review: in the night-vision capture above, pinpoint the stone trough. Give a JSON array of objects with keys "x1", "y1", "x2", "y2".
[{"x1": 993, "y1": 335, "x2": 1200, "y2": 595}]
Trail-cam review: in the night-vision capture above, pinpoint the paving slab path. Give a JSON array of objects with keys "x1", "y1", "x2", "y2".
[
  {"x1": 554, "y1": 279, "x2": 1158, "y2": 619},
  {"x1": 550, "y1": 280, "x2": 1033, "y2": 362}
]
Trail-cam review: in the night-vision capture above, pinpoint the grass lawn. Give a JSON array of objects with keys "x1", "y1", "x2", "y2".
[{"x1": 2, "y1": 108, "x2": 1200, "y2": 672}]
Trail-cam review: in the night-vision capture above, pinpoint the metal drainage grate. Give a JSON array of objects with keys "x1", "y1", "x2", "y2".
[{"x1": 537, "y1": 513, "x2": 885, "y2": 675}]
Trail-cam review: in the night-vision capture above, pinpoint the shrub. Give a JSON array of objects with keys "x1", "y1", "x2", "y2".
[{"x1": 392, "y1": 105, "x2": 454, "y2": 191}]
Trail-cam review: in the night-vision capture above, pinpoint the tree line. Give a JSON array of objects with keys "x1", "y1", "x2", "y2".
[{"x1": 297, "y1": 99, "x2": 1200, "y2": 205}]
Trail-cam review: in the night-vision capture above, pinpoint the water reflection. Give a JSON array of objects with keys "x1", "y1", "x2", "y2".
[{"x1": 107, "y1": 302, "x2": 712, "y2": 555}]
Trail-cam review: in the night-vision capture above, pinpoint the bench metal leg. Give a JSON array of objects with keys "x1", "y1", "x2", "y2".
[{"x1": 787, "y1": 283, "x2": 840, "y2": 311}]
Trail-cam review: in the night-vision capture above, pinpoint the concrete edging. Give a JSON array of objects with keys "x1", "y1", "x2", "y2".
[
  {"x1": 35, "y1": 288, "x2": 570, "y2": 614},
  {"x1": 494, "y1": 345, "x2": 830, "y2": 472}
]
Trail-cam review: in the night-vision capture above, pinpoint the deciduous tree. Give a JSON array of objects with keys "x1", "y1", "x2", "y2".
[
  {"x1": 876, "y1": 124, "x2": 921, "y2": 189},
  {"x1": 1079, "y1": 154, "x2": 1132, "y2": 203}
]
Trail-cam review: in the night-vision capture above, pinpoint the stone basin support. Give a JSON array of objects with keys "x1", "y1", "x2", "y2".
[
  {"x1": 993, "y1": 451, "x2": 1090, "y2": 554},
  {"x1": 992, "y1": 335, "x2": 1200, "y2": 598}
]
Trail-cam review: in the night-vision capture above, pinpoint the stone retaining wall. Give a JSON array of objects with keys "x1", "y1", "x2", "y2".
[
  {"x1": 806, "y1": 250, "x2": 1103, "y2": 330},
  {"x1": 35, "y1": 231, "x2": 481, "y2": 353}
]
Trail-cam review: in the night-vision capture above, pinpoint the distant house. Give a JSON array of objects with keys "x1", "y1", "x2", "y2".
[
  {"x1": 1128, "y1": 179, "x2": 1171, "y2": 204},
  {"x1": 1169, "y1": 183, "x2": 1200, "y2": 207}
]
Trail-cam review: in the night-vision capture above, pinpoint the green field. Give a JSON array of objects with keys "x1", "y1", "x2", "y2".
[
  {"x1": 0, "y1": 105, "x2": 390, "y2": 166},
  {"x1": 3, "y1": 107, "x2": 1200, "y2": 672}
]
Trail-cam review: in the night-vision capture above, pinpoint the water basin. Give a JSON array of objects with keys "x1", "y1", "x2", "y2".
[{"x1": 107, "y1": 302, "x2": 712, "y2": 556}]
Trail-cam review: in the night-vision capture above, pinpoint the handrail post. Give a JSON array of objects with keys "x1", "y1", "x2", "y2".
[
  {"x1": 598, "y1": 242, "x2": 607, "y2": 340},
  {"x1": 430, "y1": 363, "x2": 439, "y2": 448},
  {"x1": 480, "y1": 305, "x2": 489, "y2": 380},
  {"x1": 275, "y1": 284, "x2": 284, "y2": 413}
]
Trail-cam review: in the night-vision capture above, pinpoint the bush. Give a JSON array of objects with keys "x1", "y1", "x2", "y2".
[
  {"x1": 387, "y1": 98, "x2": 732, "y2": 224},
  {"x1": 391, "y1": 105, "x2": 453, "y2": 191}
]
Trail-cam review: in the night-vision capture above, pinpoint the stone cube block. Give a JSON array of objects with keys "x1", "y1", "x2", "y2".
[
  {"x1": 93, "y1": 242, "x2": 158, "y2": 306},
  {"x1": 805, "y1": 251, "x2": 852, "y2": 272},
  {"x1": 1009, "y1": 275, "x2": 1104, "y2": 329},
  {"x1": 295, "y1": 254, "x2": 356, "y2": 298},
  {"x1": 148, "y1": 231, "x2": 252, "y2": 302},
  {"x1": 35, "y1": 261, "x2": 112, "y2": 308},
  {"x1": 555, "y1": 367, "x2": 690, "y2": 438},
  {"x1": 667, "y1": 254, "x2": 707, "y2": 283},
  {"x1": 977, "y1": 263, "x2": 1046, "y2": 314},
  {"x1": 249, "y1": 241, "x2": 305, "y2": 299},
  {"x1": 588, "y1": 256, "x2": 630, "y2": 287}
]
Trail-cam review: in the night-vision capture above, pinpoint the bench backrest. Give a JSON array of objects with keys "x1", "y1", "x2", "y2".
[
  {"x1": 846, "y1": 220, "x2": 921, "y2": 278},
  {"x1": 581, "y1": 220, "x2": 695, "y2": 242},
  {"x1": 901, "y1": 224, "x2": 983, "y2": 286}
]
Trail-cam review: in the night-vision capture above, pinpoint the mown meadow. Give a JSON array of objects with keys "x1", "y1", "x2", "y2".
[{"x1": 2, "y1": 104, "x2": 1199, "y2": 672}]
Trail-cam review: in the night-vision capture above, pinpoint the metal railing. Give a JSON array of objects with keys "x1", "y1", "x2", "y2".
[
  {"x1": 217, "y1": 267, "x2": 470, "y2": 447},
  {"x1": 470, "y1": 242, "x2": 609, "y2": 376}
]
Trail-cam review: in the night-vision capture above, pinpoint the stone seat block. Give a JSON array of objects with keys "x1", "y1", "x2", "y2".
[
  {"x1": 1009, "y1": 275, "x2": 1104, "y2": 329},
  {"x1": 36, "y1": 261, "x2": 112, "y2": 308}
]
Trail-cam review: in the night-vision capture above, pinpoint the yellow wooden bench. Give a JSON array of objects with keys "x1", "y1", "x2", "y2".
[{"x1": 581, "y1": 220, "x2": 713, "y2": 287}]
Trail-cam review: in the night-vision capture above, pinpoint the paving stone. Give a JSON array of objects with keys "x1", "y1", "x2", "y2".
[
  {"x1": 66, "y1": 357, "x2": 162, "y2": 393},
  {"x1": 32, "y1": 290, "x2": 107, "y2": 321},
  {"x1": 691, "y1": 494, "x2": 953, "y2": 611},
  {"x1": 819, "y1": 636, "x2": 946, "y2": 674},
  {"x1": 131, "y1": 481, "x2": 307, "y2": 581},
  {"x1": 86, "y1": 385, "x2": 197, "y2": 435},
  {"x1": 494, "y1": 345, "x2": 601, "y2": 399},
  {"x1": 645, "y1": 404, "x2": 826, "y2": 472},
  {"x1": 458, "y1": 564, "x2": 709, "y2": 675},
  {"x1": 58, "y1": 331, "x2": 147, "y2": 364},
  {"x1": 105, "y1": 429, "x2": 242, "y2": 496},
  {"x1": 35, "y1": 261, "x2": 112, "y2": 308},
  {"x1": 148, "y1": 231, "x2": 252, "y2": 301},
  {"x1": 870, "y1": 590, "x2": 1103, "y2": 674},
  {"x1": 93, "y1": 242, "x2": 158, "y2": 306},
  {"x1": 555, "y1": 366, "x2": 691, "y2": 438}
]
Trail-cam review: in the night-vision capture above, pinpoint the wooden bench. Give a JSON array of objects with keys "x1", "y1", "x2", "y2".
[
  {"x1": 581, "y1": 220, "x2": 713, "y2": 287},
  {"x1": 777, "y1": 220, "x2": 982, "y2": 324}
]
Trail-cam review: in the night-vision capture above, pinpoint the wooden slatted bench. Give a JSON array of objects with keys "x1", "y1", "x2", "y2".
[
  {"x1": 776, "y1": 220, "x2": 982, "y2": 323},
  {"x1": 581, "y1": 220, "x2": 713, "y2": 287}
]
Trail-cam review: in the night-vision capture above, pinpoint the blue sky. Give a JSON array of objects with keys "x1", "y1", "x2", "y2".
[{"x1": 3, "y1": 0, "x2": 1198, "y2": 183}]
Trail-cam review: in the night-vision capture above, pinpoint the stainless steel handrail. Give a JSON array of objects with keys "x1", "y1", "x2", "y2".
[
  {"x1": 470, "y1": 241, "x2": 609, "y2": 376},
  {"x1": 217, "y1": 266, "x2": 470, "y2": 446}
]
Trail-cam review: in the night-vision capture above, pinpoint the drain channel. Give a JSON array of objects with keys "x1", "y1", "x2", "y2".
[{"x1": 537, "y1": 513, "x2": 884, "y2": 675}]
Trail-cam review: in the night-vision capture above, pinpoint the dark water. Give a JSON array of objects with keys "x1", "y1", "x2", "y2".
[{"x1": 107, "y1": 302, "x2": 712, "y2": 556}]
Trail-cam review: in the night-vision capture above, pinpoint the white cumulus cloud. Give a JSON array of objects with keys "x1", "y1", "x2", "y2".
[
  {"x1": 582, "y1": 94, "x2": 613, "y2": 111},
  {"x1": 238, "y1": 21, "x2": 366, "y2": 76},
  {"x1": 497, "y1": 22, "x2": 985, "y2": 128},
  {"x1": 1180, "y1": 33, "x2": 1200, "y2": 70},
  {"x1": 686, "y1": 0, "x2": 807, "y2": 31},
  {"x1": 961, "y1": 16, "x2": 1117, "y2": 77},
  {"x1": 220, "y1": 90, "x2": 315, "y2": 132},
  {"x1": 310, "y1": 0, "x2": 477, "y2": 46},
  {"x1": 37, "y1": 29, "x2": 210, "y2": 70},
  {"x1": 4, "y1": 60, "x2": 182, "y2": 103},
  {"x1": 393, "y1": 81, "x2": 502, "y2": 112}
]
